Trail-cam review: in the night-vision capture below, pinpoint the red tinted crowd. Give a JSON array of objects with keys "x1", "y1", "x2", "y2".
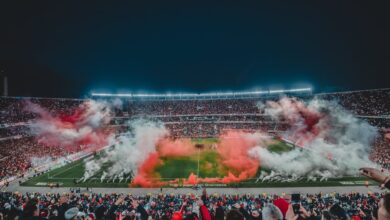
[{"x1": 0, "y1": 138, "x2": 81, "y2": 181}]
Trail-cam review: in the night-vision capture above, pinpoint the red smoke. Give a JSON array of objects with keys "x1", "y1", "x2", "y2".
[
  {"x1": 266, "y1": 97, "x2": 327, "y2": 147},
  {"x1": 59, "y1": 107, "x2": 87, "y2": 124},
  {"x1": 157, "y1": 138, "x2": 196, "y2": 157},
  {"x1": 133, "y1": 130, "x2": 261, "y2": 187},
  {"x1": 131, "y1": 98, "x2": 332, "y2": 187},
  {"x1": 27, "y1": 101, "x2": 264, "y2": 187},
  {"x1": 212, "y1": 131, "x2": 260, "y2": 182},
  {"x1": 25, "y1": 100, "x2": 112, "y2": 152},
  {"x1": 131, "y1": 153, "x2": 164, "y2": 187}
]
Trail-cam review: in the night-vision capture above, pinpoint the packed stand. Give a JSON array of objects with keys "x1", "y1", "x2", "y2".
[
  {"x1": 124, "y1": 99, "x2": 263, "y2": 116},
  {"x1": 0, "y1": 137, "x2": 79, "y2": 181},
  {"x1": 1, "y1": 89, "x2": 390, "y2": 182},
  {"x1": 371, "y1": 135, "x2": 390, "y2": 170},
  {"x1": 0, "y1": 98, "x2": 83, "y2": 139},
  {"x1": 0, "y1": 190, "x2": 388, "y2": 220},
  {"x1": 317, "y1": 89, "x2": 390, "y2": 116}
]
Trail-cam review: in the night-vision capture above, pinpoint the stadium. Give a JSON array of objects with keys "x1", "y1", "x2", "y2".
[
  {"x1": 0, "y1": 87, "x2": 389, "y2": 189},
  {"x1": 1, "y1": 87, "x2": 390, "y2": 219},
  {"x1": 1, "y1": 1, "x2": 390, "y2": 220}
]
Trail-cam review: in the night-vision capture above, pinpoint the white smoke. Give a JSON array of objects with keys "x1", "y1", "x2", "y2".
[
  {"x1": 250, "y1": 97, "x2": 378, "y2": 180},
  {"x1": 111, "y1": 98, "x2": 123, "y2": 109},
  {"x1": 26, "y1": 99, "x2": 111, "y2": 148},
  {"x1": 82, "y1": 119, "x2": 168, "y2": 181},
  {"x1": 30, "y1": 156, "x2": 53, "y2": 168}
]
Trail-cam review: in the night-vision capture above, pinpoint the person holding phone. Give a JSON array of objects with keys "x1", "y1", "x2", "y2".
[{"x1": 360, "y1": 167, "x2": 390, "y2": 220}]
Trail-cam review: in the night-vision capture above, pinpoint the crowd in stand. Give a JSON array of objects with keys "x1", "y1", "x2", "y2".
[
  {"x1": 0, "y1": 189, "x2": 388, "y2": 220},
  {"x1": 120, "y1": 89, "x2": 390, "y2": 117},
  {"x1": 124, "y1": 99, "x2": 262, "y2": 116},
  {"x1": 0, "y1": 138, "x2": 77, "y2": 181},
  {"x1": 1, "y1": 89, "x2": 389, "y2": 123},
  {"x1": 371, "y1": 136, "x2": 390, "y2": 170},
  {"x1": 0, "y1": 126, "x2": 29, "y2": 138},
  {"x1": 317, "y1": 89, "x2": 390, "y2": 116},
  {"x1": 0, "y1": 89, "x2": 389, "y2": 182},
  {"x1": 164, "y1": 123, "x2": 277, "y2": 138},
  {"x1": 0, "y1": 98, "x2": 82, "y2": 124}
]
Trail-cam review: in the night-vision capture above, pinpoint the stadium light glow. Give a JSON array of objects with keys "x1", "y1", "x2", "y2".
[{"x1": 91, "y1": 87, "x2": 312, "y2": 99}]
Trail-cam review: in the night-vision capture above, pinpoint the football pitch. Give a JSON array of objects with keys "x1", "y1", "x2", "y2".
[{"x1": 22, "y1": 138, "x2": 372, "y2": 188}]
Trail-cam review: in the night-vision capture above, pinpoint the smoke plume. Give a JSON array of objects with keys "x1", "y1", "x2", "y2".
[
  {"x1": 25, "y1": 100, "x2": 112, "y2": 150},
  {"x1": 25, "y1": 96, "x2": 379, "y2": 186},
  {"x1": 83, "y1": 119, "x2": 168, "y2": 183},
  {"x1": 250, "y1": 97, "x2": 378, "y2": 180}
]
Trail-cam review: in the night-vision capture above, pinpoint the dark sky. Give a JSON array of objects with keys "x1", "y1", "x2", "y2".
[{"x1": 0, "y1": 1, "x2": 389, "y2": 98}]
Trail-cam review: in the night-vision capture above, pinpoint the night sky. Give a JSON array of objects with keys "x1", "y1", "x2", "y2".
[{"x1": 0, "y1": 1, "x2": 389, "y2": 98}]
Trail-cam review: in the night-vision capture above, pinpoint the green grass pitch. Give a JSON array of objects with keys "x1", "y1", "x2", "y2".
[{"x1": 22, "y1": 138, "x2": 373, "y2": 188}]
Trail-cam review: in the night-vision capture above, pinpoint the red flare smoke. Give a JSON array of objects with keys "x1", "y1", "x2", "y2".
[
  {"x1": 25, "y1": 100, "x2": 112, "y2": 152},
  {"x1": 131, "y1": 153, "x2": 164, "y2": 187},
  {"x1": 133, "y1": 130, "x2": 261, "y2": 187},
  {"x1": 157, "y1": 138, "x2": 196, "y2": 157},
  {"x1": 266, "y1": 97, "x2": 327, "y2": 147}
]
